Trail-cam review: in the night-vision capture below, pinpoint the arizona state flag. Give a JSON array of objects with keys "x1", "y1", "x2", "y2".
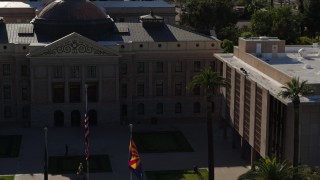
[{"x1": 128, "y1": 138, "x2": 143, "y2": 179}]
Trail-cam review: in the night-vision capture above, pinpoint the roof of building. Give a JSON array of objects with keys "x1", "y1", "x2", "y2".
[
  {"x1": 2, "y1": 22, "x2": 215, "y2": 44},
  {"x1": 37, "y1": 0, "x2": 108, "y2": 21},
  {"x1": 254, "y1": 46, "x2": 320, "y2": 85},
  {"x1": 215, "y1": 53, "x2": 320, "y2": 103}
]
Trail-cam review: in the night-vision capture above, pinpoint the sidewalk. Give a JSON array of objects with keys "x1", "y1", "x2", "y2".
[{"x1": 0, "y1": 123, "x2": 249, "y2": 180}]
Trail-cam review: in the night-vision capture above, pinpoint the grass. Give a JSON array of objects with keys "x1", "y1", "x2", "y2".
[
  {"x1": 146, "y1": 169, "x2": 209, "y2": 180},
  {"x1": 0, "y1": 176, "x2": 14, "y2": 180},
  {"x1": 133, "y1": 131, "x2": 193, "y2": 153},
  {"x1": 49, "y1": 155, "x2": 112, "y2": 174},
  {"x1": 0, "y1": 135, "x2": 22, "y2": 158}
]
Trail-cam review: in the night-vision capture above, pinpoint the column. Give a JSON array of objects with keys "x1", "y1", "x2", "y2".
[{"x1": 64, "y1": 65, "x2": 69, "y2": 103}]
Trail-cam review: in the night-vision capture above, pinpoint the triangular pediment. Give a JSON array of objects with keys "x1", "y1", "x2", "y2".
[{"x1": 28, "y1": 33, "x2": 120, "y2": 57}]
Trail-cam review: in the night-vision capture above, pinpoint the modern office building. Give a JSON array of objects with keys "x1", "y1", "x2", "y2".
[
  {"x1": 215, "y1": 37, "x2": 320, "y2": 167},
  {"x1": 0, "y1": 0, "x2": 222, "y2": 127}
]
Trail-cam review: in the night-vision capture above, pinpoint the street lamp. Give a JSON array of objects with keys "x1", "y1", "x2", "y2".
[{"x1": 44, "y1": 127, "x2": 48, "y2": 180}]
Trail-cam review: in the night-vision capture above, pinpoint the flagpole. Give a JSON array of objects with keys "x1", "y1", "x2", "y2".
[
  {"x1": 85, "y1": 84, "x2": 89, "y2": 180},
  {"x1": 44, "y1": 127, "x2": 48, "y2": 180},
  {"x1": 129, "y1": 124, "x2": 133, "y2": 180}
]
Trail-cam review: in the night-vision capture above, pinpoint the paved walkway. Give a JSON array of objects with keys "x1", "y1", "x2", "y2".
[{"x1": 0, "y1": 123, "x2": 249, "y2": 180}]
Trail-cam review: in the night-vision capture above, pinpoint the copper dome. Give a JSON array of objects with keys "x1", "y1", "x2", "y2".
[
  {"x1": 38, "y1": 0, "x2": 108, "y2": 21},
  {"x1": 31, "y1": 0, "x2": 115, "y2": 41}
]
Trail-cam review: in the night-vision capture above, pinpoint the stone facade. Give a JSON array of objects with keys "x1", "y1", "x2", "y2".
[{"x1": 215, "y1": 37, "x2": 320, "y2": 167}]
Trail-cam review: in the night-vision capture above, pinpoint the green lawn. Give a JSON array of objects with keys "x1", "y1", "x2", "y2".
[
  {"x1": 0, "y1": 135, "x2": 22, "y2": 158},
  {"x1": 133, "y1": 131, "x2": 193, "y2": 153},
  {"x1": 146, "y1": 169, "x2": 208, "y2": 180},
  {"x1": 0, "y1": 176, "x2": 14, "y2": 180},
  {"x1": 49, "y1": 155, "x2": 112, "y2": 174}
]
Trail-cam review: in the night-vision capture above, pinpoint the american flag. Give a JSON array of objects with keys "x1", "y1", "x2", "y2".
[{"x1": 84, "y1": 113, "x2": 89, "y2": 161}]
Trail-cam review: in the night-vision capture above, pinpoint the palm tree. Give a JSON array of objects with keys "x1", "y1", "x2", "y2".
[
  {"x1": 238, "y1": 156, "x2": 294, "y2": 180},
  {"x1": 188, "y1": 67, "x2": 229, "y2": 180},
  {"x1": 278, "y1": 77, "x2": 313, "y2": 167}
]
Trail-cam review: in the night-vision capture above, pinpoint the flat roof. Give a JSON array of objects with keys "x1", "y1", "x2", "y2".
[
  {"x1": 0, "y1": 1, "x2": 32, "y2": 8},
  {"x1": 215, "y1": 52, "x2": 320, "y2": 103},
  {"x1": 256, "y1": 46, "x2": 320, "y2": 84}
]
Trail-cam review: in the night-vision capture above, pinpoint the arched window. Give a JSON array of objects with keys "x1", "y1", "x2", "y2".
[
  {"x1": 193, "y1": 102, "x2": 200, "y2": 113},
  {"x1": 156, "y1": 103, "x2": 163, "y2": 114},
  {"x1": 71, "y1": 110, "x2": 81, "y2": 127},
  {"x1": 138, "y1": 103, "x2": 144, "y2": 115},
  {"x1": 88, "y1": 110, "x2": 97, "y2": 126},
  {"x1": 175, "y1": 103, "x2": 182, "y2": 114},
  {"x1": 54, "y1": 110, "x2": 64, "y2": 127}
]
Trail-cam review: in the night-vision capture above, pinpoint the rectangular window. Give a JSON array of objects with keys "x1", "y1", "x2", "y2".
[
  {"x1": 193, "y1": 86, "x2": 200, "y2": 95},
  {"x1": 120, "y1": 63, "x2": 127, "y2": 75},
  {"x1": 3, "y1": 64, "x2": 10, "y2": 76},
  {"x1": 121, "y1": 104, "x2": 127, "y2": 116},
  {"x1": 22, "y1": 106, "x2": 29, "y2": 119},
  {"x1": 87, "y1": 84, "x2": 97, "y2": 102},
  {"x1": 137, "y1": 82, "x2": 144, "y2": 97},
  {"x1": 53, "y1": 66, "x2": 63, "y2": 78},
  {"x1": 210, "y1": 61, "x2": 216, "y2": 71},
  {"x1": 137, "y1": 62, "x2": 144, "y2": 73},
  {"x1": 70, "y1": 66, "x2": 80, "y2": 78},
  {"x1": 70, "y1": 84, "x2": 81, "y2": 102},
  {"x1": 156, "y1": 62, "x2": 163, "y2": 73},
  {"x1": 121, "y1": 84, "x2": 127, "y2": 98},
  {"x1": 22, "y1": 87, "x2": 28, "y2": 101},
  {"x1": 52, "y1": 83, "x2": 64, "y2": 103},
  {"x1": 3, "y1": 85, "x2": 11, "y2": 100},
  {"x1": 87, "y1": 66, "x2": 96, "y2": 78},
  {"x1": 175, "y1": 61, "x2": 182, "y2": 72},
  {"x1": 194, "y1": 61, "x2": 201, "y2": 72},
  {"x1": 175, "y1": 83, "x2": 182, "y2": 96},
  {"x1": 21, "y1": 65, "x2": 28, "y2": 76},
  {"x1": 4, "y1": 107, "x2": 12, "y2": 118},
  {"x1": 156, "y1": 82, "x2": 163, "y2": 96}
]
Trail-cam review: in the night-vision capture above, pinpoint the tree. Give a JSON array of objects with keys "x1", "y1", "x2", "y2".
[
  {"x1": 250, "y1": 7, "x2": 302, "y2": 44},
  {"x1": 238, "y1": 156, "x2": 294, "y2": 180},
  {"x1": 304, "y1": 0, "x2": 320, "y2": 38},
  {"x1": 221, "y1": 39, "x2": 234, "y2": 53},
  {"x1": 180, "y1": 0, "x2": 238, "y2": 33},
  {"x1": 188, "y1": 67, "x2": 229, "y2": 180},
  {"x1": 278, "y1": 77, "x2": 314, "y2": 167}
]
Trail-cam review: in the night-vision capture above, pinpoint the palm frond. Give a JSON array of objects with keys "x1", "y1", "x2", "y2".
[{"x1": 278, "y1": 77, "x2": 314, "y2": 103}]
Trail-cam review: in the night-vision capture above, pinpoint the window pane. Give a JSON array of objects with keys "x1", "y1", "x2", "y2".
[
  {"x1": 137, "y1": 62, "x2": 144, "y2": 73},
  {"x1": 138, "y1": 103, "x2": 144, "y2": 115},
  {"x1": 4, "y1": 106, "x2": 12, "y2": 118},
  {"x1": 52, "y1": 84, "x2": 64, "y2": 103},
  {"x1": 69, "y1": 84, "x2": 81, "y2": 102},
  {"x1": 194, "y1": 61, "x2": 201, "y2": 72},
  {"x1": 22, "y1": 87, "x2": 28, "y2": 101},
  {"x1": 87, "y1": 84, "x2": 97, "y2": 102},
  {"x1": 3, "y1": 64, "x2": 10, "y2": 76},
  {"x1": 157, "y1": 103, "x2": 163, "y2": 114},
  {"x1": 21, "y1": 65, "x2": 28, "y2": 76},
  {"x1": 193, "y1": 86, "x2": 200, "y2": 95},
  {"x1": 194, "y1": 102, "x2": 200, "y2": 113},
  {"x1": 175, "y1": 61, "x2": 182, "y2": 72},
  {"x1": 175, "y1": 83, "x2": 182, "y2": 96},
  {"x1": 3, "y1": 85, "x2": 11, "y2": 99},
  {"x1": 137, "y1": 83, "x2": 144, "y2": 97},
  {"x1": 53, "y1": 66, "x2": 63, "y2": 78},
  {"x1": 121, "y1": 104, "x2": 127, "y2": 116},
  {"x1": 156, "y1": 82, "x2": 163, "y2": 96},
  {"x1": 121, "y1": 84, "x2": 127, "y2": 98},
  {"x1": 87, "y1": 66, "x2": 96, "y2": 78},
  {"x1": 70, "y1": 66, "x2": 80, "y2": 78},
  {"x1": 210, "y1": 61, "x2": 216, "y2": 71},
  {"x1": 156, "y1": 62, "x2": 163, "y2": 73},
  {"x1": 120, "y1": 63, "x2": 127, "y2": 75},
  {"x1": 175, "y1": 103, "x2": 182, "y2": 113}
]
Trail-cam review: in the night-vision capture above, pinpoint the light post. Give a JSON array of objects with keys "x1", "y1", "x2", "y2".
[{"x1": 44, "y1": 127, "x2": 48, "y2": 180}]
